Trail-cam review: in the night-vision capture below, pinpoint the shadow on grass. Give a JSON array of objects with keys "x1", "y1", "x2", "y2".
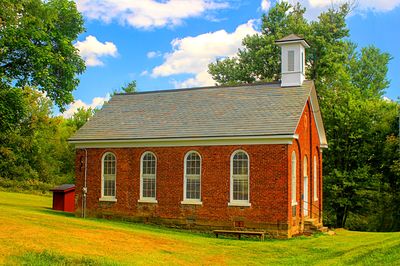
[
  {"x1": 8, "y1": 250, "x2": 118, "y2": 266},
  {"x1": 39, "y1": 208, "x2": 75, "y2": 218}
]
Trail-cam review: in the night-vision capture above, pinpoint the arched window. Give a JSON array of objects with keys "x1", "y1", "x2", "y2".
[
  {"x1": 140, "y1": 152, "x2": 157, "y2": 202},
  {"x1": 184, "y1": 151, "x2": 201, "y2": 202},
  {"x1": 102, "y1": 152, "x2": 116, "y2": 199},
  {"x1": 314, "y1": 156, "x2": 318, "y2": 201},
  {"x1": 230, "y1": 150, "x2": 250, "y2": 206},
  {"x1": 303, "y1": 156, "x2": 309, "y2": 216},
  {"x1": 291, "y1": 151, "x2": 297, "y2": 206}
]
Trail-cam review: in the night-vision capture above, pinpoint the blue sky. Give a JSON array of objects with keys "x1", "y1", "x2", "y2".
[{"x1": 63, "y1": 0, "x2": 400, "y2": 117}]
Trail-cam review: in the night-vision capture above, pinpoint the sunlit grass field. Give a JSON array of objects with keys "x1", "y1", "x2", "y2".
[{"x1": 0, "y1": 192, "x2": 399, "y2": 265}]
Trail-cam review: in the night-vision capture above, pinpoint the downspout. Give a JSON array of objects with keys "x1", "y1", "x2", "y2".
[{"x1": 81, "y1": 148, "x2": 88, "y2": 218}]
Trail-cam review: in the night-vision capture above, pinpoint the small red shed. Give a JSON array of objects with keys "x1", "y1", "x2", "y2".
[{"x1": 50, "y1": 184, "x2": 75, "y2": 213}]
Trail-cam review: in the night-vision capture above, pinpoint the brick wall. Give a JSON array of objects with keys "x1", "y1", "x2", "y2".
[
  {"x1": 74, "y1": 98, "x2": 323, "y2": 237},
  {"x1": 288, "y1": 98, "x2": 323, "y2": 236},
  {"x1": 75, "y1": 144, "x2": 290, "y2": 234}
]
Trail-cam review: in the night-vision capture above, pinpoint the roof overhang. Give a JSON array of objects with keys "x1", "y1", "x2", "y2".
[
  {"x1": 275, "y1": 39, "x2": 310, "y2": 48},
  {"x1": 69, "y1": 134, "x2": 300, "y2": 149},
  {"x1": 309, "y1": 82, "x2": 328, "y2": 148}
]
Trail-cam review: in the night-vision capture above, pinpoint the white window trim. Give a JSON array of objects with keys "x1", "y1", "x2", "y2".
[
  {"x1": 139, "y1": 151, "x2": 157, "y2": 203},
  {"x1": 183, "y1": 151, "x2": 202, "y2": 203},
  {"x1": 314, "y1": 155, "x2": 318, "y2": 201},
  {"x1": 291, "y1": 151, "x2": 297, "y2": 206},
  {"x1": 229, "y1": 150, "x2": 250, "y2": 207},
  {"x1": 181, "y1": 200, "x2": 203, "y2": 205},
  {"x1": 100, "y1": 152, "x2": 117, "y2": 201}
]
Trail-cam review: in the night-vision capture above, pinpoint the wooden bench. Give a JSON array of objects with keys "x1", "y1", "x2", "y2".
[{"x1": 213, "y1": 230, "x2": 265, "y2": 241}]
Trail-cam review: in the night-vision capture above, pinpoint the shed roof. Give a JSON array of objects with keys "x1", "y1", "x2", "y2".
[
  {"x1": 50, "y1": 184, "x2": 75, "y2": 192},
  {"x1": 69, "y1": 80, "x2": 327, "y2": 146}
]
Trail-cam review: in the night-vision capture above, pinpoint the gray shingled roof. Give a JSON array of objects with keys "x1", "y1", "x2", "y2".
[
  {"x1": 275, "y1": 34, "x2": 304, "y2": 42},
  {"x1": 69, "y1": 81, "x2": 314, "y2": 141}
]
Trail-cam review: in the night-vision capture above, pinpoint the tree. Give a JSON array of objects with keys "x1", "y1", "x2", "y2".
[
  {"x1": 208, "y1": 2, "x2": 349, "y2": 85},
  {"x1": 0, "y1": 0, "x2": 85, "y2": 110},
  {"x1": 208, "y1": 1, "x2": 400, "y2": 231},
  {"x1": 121, "y1": 80, "x2": 137, "y2": 93},
  {"x1": 0, "y1": 0, "x2": 85, "y2": 185},
  {"x1": 111, "y1": 80, "x2": 137, "y2": 96},
  {"x1": 68, "y1": 107, "x2": 95, "y2": 130}
]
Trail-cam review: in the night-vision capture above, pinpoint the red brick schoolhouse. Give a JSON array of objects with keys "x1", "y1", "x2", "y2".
[{"x1": 69, "y1": 35, "x2": 328, "y2": 238}]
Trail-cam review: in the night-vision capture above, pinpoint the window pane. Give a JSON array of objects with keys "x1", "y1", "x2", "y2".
[
  {"x1": 186, "y1": 153, "x2": 200, "y2": 175},
  {"x1": 314, "y1": 156, "x2": 317, "y2": 199},
  {"x1": 186, "y1": 175, "x2": 200, "y2": 200},
  {"x1": 233, "y1": 175, "x2": 248, "y2": 201},
  {"x1": 142, "y1": 153, "x2": 156, "y2": 175},
  {"x1": 141, "y1": 153, "x2": 156, "y2": 198},
  {"x1": 103, "y1": 153, "x2": 116, "y2": 197},
  {"x1": 142, "y1": 175, "x2": 156, "y2": 198},
  {"x1": 232, "y1": 151, "x2": 249, "y2": 201},
  {"x1": 185, "y1": 152, "x2": 201, "y2": 200},
  {"x1": 291, "y1": 152, "x2": 296, "y2": 204}
]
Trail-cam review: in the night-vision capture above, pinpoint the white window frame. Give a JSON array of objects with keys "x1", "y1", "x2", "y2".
[
  {"x1": 291, "y1": 151, "x2": 297, "y2": 206},
  {"x1": 314, "y1": 155, "x2": 318, "y2": 201},
  {"x1": 228, "y1": 150, "x2": 250, "y2": 207},
  {"x1": 138, "y1": 151, "x2": 158, "y2": 203},
  {"x1": 100, "y1": 152, "x2": 117, "y2": 202},
  {"x1": 181, "y1": 151, "x2": 202, "y2": 205}
]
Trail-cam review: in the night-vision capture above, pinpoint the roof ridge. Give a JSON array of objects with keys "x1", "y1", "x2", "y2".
[{"x1": 116, "y1": 81, "x2": 281, "y2": 96}]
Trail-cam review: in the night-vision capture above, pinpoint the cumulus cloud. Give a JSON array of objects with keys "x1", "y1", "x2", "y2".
[
  {"x1": 151, "y1": 20, "x2": 258, "y2": 87},
  {"x1": 75, "y1": 0, "x2": 229, "y2": 29},
  {"x1": 261, "y1": 0, "x2": 271, "y2": 11},
  {"x1": 62, "y1": 94, "x2": 110, "y2": 118},
  {"x1": 74, "y1": 35, "x2": 118, "y2": 67},
  {"x1": 147, "y1": 51, "x2": 162, "y2": 58}
]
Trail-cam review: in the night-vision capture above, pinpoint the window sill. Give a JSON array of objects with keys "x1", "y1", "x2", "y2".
[
  {"x1": 138, "y1": 199, "x2": 158, "y2": 204},
  {"x1": 228, "y1": 202, "x2": 251, "y2": 207},
  {"x1": 99, "y1": 197, "x2": 117, "y2": 202},
  {"x1": 291, "y1": 201, "x2": 298, "y2": 206},
  {"x1": 181, "y1": 200, "x2": 202, "y2": 205}
]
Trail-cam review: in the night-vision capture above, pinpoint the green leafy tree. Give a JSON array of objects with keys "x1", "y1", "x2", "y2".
[
  {"x1": 0, "y1": 0, "x2": 85, "y2": 110},
  {"x1": 68, "y1": 107, "x2": 95, "y2": 130},
  {"x1": 208, "y1": 1, "x2": 400, "y2": 231},
  {"x1": 121, "y1": 80, "x2": 137, "y2": 93},
  {"x1": 208, "y1": 2, "x2": 349, "y2": 84},
  {"x1": 112, "y1": 80, "x2": 137, "y2": 95}
]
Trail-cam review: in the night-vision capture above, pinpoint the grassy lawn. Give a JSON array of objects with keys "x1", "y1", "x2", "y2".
[{"x1": 0, "y1": 192, "x2": 399, "y2": 265}]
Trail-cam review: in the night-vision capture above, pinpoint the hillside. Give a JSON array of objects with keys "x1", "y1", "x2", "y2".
[{"x1": 0, "y1": 192, "x2": 399, "y2": 265}]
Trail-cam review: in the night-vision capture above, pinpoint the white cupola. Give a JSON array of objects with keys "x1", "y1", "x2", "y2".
[{"x1": 275, "y1": 34, "x2": 310, "y2": 87}]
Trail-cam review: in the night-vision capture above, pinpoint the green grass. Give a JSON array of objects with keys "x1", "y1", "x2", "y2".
[{"x1": 0, "y1": 192, "x2": 399, "y2": 265}]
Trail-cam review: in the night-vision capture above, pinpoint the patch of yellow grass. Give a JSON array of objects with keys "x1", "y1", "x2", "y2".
[{"x1": 0, "y1": 191, "x2": 399, "y2": 265}]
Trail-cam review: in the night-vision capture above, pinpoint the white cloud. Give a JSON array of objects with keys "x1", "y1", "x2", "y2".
[
  {"x1": 151, "y1": 20, "x2": 258, "y2": 87},
  {"x1": 140, "y1": 70, "x2": 149, "y2": 76},
  {"x1": 62, "y1": 94, "x2": 110, "y2": 118},
  {"x1": 75, "y1": 0, "x2": 229, "y2": 29},
  {"x1": 147, "y1": 51, "x2": 162, "y2": 58},
  {"x1": 74, "y1": 35, "x2": 118, "y2": 67},
  {"x1": 261, "y1": 0, "x2": 271, "y2": 11},
  {"x1": 281, "y1": 0, "x2": 400, "y2": 20}
]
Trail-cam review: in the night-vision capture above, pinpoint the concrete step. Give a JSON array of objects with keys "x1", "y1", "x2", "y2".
[{"x1": 318, "y1": 226, "x2": 328, "y2": 233}]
